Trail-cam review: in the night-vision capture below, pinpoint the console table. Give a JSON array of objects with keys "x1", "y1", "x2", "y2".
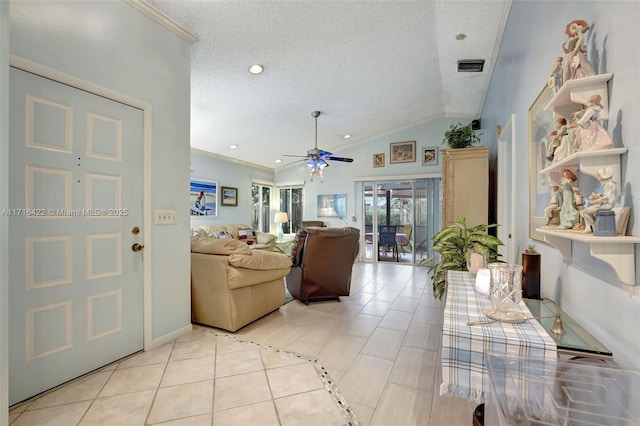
[
  {"x1": 524, "y1": 298, "x2": 612, "y2": 361},
  {"x1": 440, "y1": 271, "x2": 557, "y2": 402}
]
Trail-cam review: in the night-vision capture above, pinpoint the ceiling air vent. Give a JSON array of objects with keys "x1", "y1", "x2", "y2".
[{"x1": 457, "y1": 59, "x2": 485, "y2": 72}]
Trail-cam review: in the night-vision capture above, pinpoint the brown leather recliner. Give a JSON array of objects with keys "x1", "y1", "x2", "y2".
[{"x1": 286, "y1": 227, "x2": 360, "y2": 304}]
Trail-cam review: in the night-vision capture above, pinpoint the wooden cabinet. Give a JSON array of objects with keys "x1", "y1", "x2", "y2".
[{"x1": 442, "y1": 147, "x2": 489, "y2": 228}]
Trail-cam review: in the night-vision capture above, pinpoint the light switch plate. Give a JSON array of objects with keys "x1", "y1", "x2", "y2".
[{"x1": 155, "y1": 210, "x2": 177, "y2": 225}]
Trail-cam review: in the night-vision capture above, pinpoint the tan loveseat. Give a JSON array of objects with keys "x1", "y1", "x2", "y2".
[
  {"x1": 191, "y1": 224, "x2": 276, "y2": 251},
  {"x1": 191, "y1": 237, "x2": 291, "y2": 332}
]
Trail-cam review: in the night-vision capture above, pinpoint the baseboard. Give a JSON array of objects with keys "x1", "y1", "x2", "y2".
[{"x1": 151, "y1": 324, "x2": 193, "y2": 349}]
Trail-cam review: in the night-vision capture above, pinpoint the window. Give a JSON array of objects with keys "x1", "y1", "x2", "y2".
[
  {"x1": 279, "y1": 187, "x2": 303, "y2": 234},
  {"x1": 251, "y1": 183, "x2": 272, "y2": 233}
]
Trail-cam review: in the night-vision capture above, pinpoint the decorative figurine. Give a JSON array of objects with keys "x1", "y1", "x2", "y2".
[
  {"x1": 569, "y1": 108, "x2": 585, "y2": 151},
  {"x1": 558, "y1": 168, "x2": 580, "y2": 230},
  {"x1": 575, "y1": 94, "x2": 613, "y2": 152},
  {"x1": 546, "y1": 118, "x2": 573, "y2": 163},
  {"x1": 572, "y1": 186, "x2": 586, "y2": 230},
  {"x1": 544, "y1": 183, "x2": 563, "y2": 225},
  {"x1": 547, "y1": 56, "x2": 564, "y2": 92},
  {"x1": 580, "y1": 166, "x2": 617, "y2": 233},
  {"x1": 562, "y1": 19, "x2": 596, "y2": 82}
]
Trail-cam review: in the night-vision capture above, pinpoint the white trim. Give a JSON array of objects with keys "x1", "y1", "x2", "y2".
[
  {"x1": 276, "y1": 181, "x2": 305, "y2": 188},
  {"x1": 11, "y1": 55, "x2": 153, "y2": 352},
  {"x1": 191, "y1": 147, "x2": 274, "y2": 172},
  {"x1": 151, "y1": 324, "x2": 192, "y2": 349},
  {"x1": 352, "y1": 173, "x2": 441, "y2": 182},
  {"x1": 26, "y1": 300, "x2": 73, "y2": 360},
  {"x1": 123, "y1": 0, "x2": 198, "y2": 44},
  {"x1": 25, "y1": 236, "x2": 73, "y2": 289},
  {"x1": 251, "y1": 178, "x2": 275, "y2": 187}
]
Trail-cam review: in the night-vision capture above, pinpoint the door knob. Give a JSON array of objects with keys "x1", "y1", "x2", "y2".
[{"x1": 132, "y1": 243, "x2": 144, "y2": 252}]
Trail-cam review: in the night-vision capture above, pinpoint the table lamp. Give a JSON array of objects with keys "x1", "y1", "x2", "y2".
[{"x1": 274, "y1": 212, "x2": 288, "y2": 242}]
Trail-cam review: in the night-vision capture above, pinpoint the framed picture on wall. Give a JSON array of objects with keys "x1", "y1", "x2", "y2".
[
  {"x1": 317, "y1": 194, "x2": 347, "y2": 218},
  {"x1": 190, "y1": 178, "x2": 218, "y2": 217},
  {"x1": 390, "y1": 140, "x2": 416, "y2": 163},
  {"x1": 422, "y1": 147, "x2": 438, "y2": 166},
  {"x1": 373, "y1": 153, "x2": 385, "y2": 168},
  {"x1": 221, "y1": 186, "x2": 238, "y2": 206}
]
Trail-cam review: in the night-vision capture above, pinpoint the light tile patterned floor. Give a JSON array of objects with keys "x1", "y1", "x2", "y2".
[{"x1": 8, "y1": 262, "x2": 478, "y2": 425}]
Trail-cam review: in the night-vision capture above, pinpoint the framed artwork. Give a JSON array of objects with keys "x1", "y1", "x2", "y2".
[
  {"x1": 317, "y1": 194, "x2": 347, "y2": 218},
  {"x1": 221, "y1": 186, "x2": 238, "y2": 206},
  {"x1": 529, "y1": 85, "x2": 555, "y2": 242},
  {"x1": 190, "y1": 178, "x2": 218, "y2": 217},
  {"x1": 422, "y1": 146, "x2": 438, "y2": 166},
  {"x1": 373, "y1": 153, "x2": 385, "y2": 168},
  {"x1": 390, "y1": 140, "x2": 416, "y2": 163}
]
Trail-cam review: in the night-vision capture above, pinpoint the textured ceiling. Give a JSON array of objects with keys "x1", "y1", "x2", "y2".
[{"x1": 150, "y1": 0, "x2": 511, "y2": 170}]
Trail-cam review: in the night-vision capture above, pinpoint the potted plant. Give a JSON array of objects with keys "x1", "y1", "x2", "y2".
[
  {"x1": 442, "y1": 122, "x2": 482, "y2": 149},
  {"x1": 420, "y1": 215, "x2": 503, "y2": 300}
]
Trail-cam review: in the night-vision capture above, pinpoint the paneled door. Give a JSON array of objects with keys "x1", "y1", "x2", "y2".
[{"x1": 8, "y1": 68, "x2": 144, "y2": 405}]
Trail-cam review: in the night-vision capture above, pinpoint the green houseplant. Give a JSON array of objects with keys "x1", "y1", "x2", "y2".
[
  {"x1": 422, "y1": 215, "x2": 503, "y2": 300},
  {"x1": 442, "y1": 122, "x2": 482, "y2": 149}
]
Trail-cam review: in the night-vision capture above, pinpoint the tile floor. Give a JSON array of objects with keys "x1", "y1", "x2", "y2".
[{"x1": 8, "y1": 262, "x2": 477, "y2": 425}]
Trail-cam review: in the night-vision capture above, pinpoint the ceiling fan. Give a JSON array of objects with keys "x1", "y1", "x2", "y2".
[{"x1": 283, "y1": 111, "x2": 354, "y2": 182}]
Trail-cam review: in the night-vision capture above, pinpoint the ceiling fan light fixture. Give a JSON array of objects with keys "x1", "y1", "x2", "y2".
[{"x1": 248, "y1": 64, "x2": 264, "y2": 74}]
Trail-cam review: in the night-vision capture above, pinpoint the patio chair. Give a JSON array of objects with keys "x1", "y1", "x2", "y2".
[
  {"x1": 397, "y1": 224, "x2": 413, "y2": 254},
  {"x1": 378, "y1": 225, "x2": 399, "y2": 262}
]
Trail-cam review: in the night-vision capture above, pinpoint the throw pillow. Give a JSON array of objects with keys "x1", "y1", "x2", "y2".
[
  {"x1": 238, "y1": 229, "x2": 255, "y2": 245},
  {"x1": 213, "y1": 231, "x2": 233, "y2": 239}
]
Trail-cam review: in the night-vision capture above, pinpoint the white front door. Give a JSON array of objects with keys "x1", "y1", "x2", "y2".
[{"x1": 8, "y1": 68, "x2": 144, "y2": 405}]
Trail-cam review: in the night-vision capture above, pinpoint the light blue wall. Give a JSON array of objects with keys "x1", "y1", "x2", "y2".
[
  {"x1": 190, "y1": 149, "x2": 274, "y2": 228},
  {"x1": 275, "y1": 116, "x2": 469, "y2": 229},
  {"x1": 1, "y1": 1, "x2": 10, "y2": 422},
  {"x1": 8, "y1": 1, "x2": 192, "y2": 340},
  {"x1": 483, "y1": 1, "x2": 640, "y2": 368}
]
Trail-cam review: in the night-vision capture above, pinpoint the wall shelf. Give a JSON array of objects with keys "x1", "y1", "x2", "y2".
[
  {"x1": 544, "y1": 73, "x2": 613, "y2": 120},
  {"x1": 539, "y1": 148, "x2": 627, "y2": 196},
  {"x1": 537, "y1": 228, "x2": 640, "y2": 285}
]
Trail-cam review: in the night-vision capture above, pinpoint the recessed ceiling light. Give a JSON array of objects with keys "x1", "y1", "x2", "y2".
[
  {"x1": 228, "y1": 144, "x2": 238, "y2": 149},
  {"x1": 343, "y1": 134, "x2": 352, "y2": 139},
  {"x1": 275, "y1": 159, "x2": 282, "y2": 163},
  {"x1": 455, "y1": 33, "x2": 466, "y2": 41},
  {"x1": 248, "y1": 64, "x2": 264, "y2": 74}
]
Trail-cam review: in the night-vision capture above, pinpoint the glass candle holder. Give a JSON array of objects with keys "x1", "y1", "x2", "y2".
[
  {"x1": 488, "y1": 263, "x2": 523, "y2": 314},
  {"x1": 467, "y1": 250, "x2": 486, "y2": 277}
]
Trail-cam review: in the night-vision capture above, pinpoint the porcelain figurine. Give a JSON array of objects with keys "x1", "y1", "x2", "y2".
[
  {"x1": 548, "y1": 56, "x2": 564, "y2": 92},
  {"x1": 544, "y1": 184, "x2": 563, "y2": 225},
  {"x1": 546, "y1": 117, "x2": 573, "y2": 163},
  {"x1": 581, "y1": 166, "x2": 617, "y2": 233},
  {"x1": 562, "y1": 19, "x2": 596, "y2": 82},
  {"x1": 575, "y1": 94, "x2": 613, "y2": 152},
  {"x1": 558, "y1": 168, "x2": 580, "y2": 230}
]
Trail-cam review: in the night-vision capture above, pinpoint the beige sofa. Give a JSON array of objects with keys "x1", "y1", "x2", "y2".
[
  {"x1": 191, "y1": 224, "x2": 276, "y2": 251},
  {"x1": 191, "y1": 237, "x2": 291, "y2": 332}
]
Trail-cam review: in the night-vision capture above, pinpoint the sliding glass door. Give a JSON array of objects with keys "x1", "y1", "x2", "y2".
[{"x1": 361, "y1": 178, "x2": 441, "y2": 264}]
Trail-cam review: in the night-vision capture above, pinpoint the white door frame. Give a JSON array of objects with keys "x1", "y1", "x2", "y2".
[
  {"x1": 497, "y1": 114, "x2": 517, "y2": 263},
  {"x1": 10, "y1": 55, "x2": 153, "y2": 351}
]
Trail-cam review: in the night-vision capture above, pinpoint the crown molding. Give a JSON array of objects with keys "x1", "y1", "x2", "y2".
[{"x1": 124, "y1": 0, "x2": 198, "y2": 44}]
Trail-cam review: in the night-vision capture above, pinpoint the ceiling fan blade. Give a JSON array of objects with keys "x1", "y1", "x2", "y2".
[
  {"x1": 327, "y1": 156, "x2": 354, "y2": 163},
  {"x1": 282, "y1": 154, "x2": 309, "y2": 158}
]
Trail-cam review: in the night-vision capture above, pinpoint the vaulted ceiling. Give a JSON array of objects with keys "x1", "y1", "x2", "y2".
[{"x1": 150, "y1": 0, "x2": 512, "y2": 169}]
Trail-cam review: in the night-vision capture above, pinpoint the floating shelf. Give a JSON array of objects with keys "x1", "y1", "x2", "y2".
[
  {"x1": 544, "y1": 73, "x2": 613, "y2": 120},
  {"x1": 540, "y1": 148, "x2": 627, "y2": 196},
  {"x1": 537, "y1": 228, "x2": 640, "y2": 285}
]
